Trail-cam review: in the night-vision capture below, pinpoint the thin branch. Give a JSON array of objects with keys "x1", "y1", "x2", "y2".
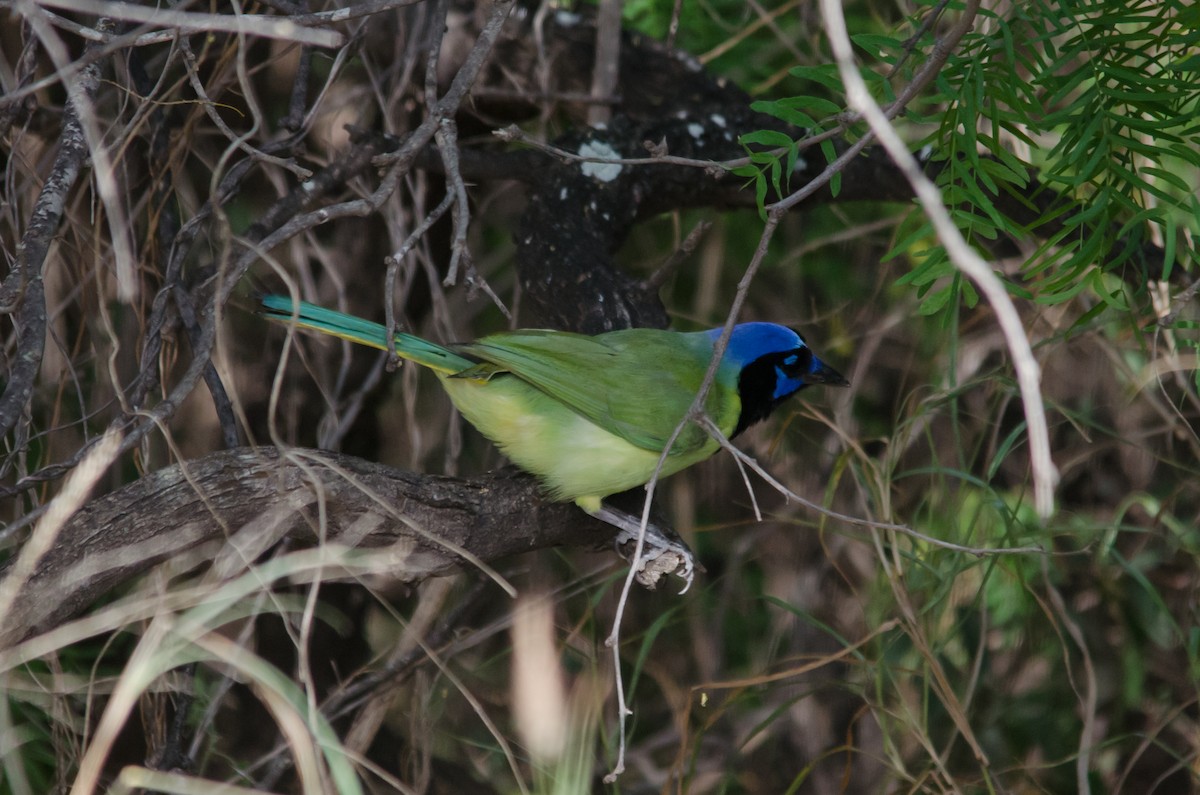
[
  {"x1": 20, "y1": 7, "x2": 138, "y2": 302},
  {"x1": 495, "y1": 123, "x2": 748, "y2": 172},
  {"x1": 377, "y1": 0, "x2": 516, "y2": 165},
  {"x1": 699, "y1": 0, "x2": 802, "y2": 65},
  {"x1": 767, "y1": 0, "x2": 980, "y2": 214},
  {"x1": 280, "y1": 39, "x2": 313, "y2": 133},
  {"x1": 642, "y1": 220, "x2": 712, "y2": 292},
  {"x1": 605, "y1": 212, "x2": 782, "y2": 782},
  {"x1": 587, "y1": 0, "x2": 623, "y2": 126},
  {"x1": 32, "y1": 0, "x2": 345, "y2": 47},
  {"x1": 0, "y1": 21, "x2": 39, "y2": 140},
  {"x1": 179, "y1": 36, "x2": 313, "y2": 178},
  {"x1": 384, "y1": 190, "x2": 457, "y2": 362},
  {"x1": 286, "y1": 0, "x2": 428, "y2": 26},
  {"x1": 1041, "y1": 556, "x2": 1098, "y2": 795},
  {"x1": 435, "y1": 118, "x2": 472, "y2": 287}
]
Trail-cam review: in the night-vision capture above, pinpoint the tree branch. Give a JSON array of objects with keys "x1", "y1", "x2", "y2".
[{"x1": 0, "y1": 446, "x2": 620, "y2": 648}]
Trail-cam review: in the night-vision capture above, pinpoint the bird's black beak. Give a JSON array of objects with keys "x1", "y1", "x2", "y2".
[{"x1": 806, "y1": 360, "x2": 850, "y2": 387}]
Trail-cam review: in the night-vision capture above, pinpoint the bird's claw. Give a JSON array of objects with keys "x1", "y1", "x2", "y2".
[
  {"x1": 592, "y1": 503, "x2": 699, "y2": 593},
  {"x1": 613, "y1": 527, "x2": 696, "y2": 594}
]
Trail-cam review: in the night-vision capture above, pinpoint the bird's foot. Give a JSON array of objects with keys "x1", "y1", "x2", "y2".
[{"x1": 592, "y1": 504, "x2": 698, "y2": 593}]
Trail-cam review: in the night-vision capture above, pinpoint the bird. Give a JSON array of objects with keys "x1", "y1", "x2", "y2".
[{"x1": 260, "y1": 294, "x2": 848, "y2": 588}]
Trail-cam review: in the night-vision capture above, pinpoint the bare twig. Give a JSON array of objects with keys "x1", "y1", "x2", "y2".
[
  {"x1": 435, "y1": 118, "x2": 473, "y2": 288},
  {"x1": 0, "y1": 21, "x2": 39, "y2": 140},
  {"x1": 1158, "y1": 273, "x2": 1200, "y2": 327},
  {"x1": 377, "y1": 0, "x2": 515, "y2": 166},
  {"x1": 642, "y1": 220, "x2": 712, "y2": 291},
  {"x1": 665, "y1": 0, "x2": 684, "y2": 49},
  {"x1": 764, "y1": 0, "x2": 981, "y2": 214},
  {"x1": 286, "y1": 0, "x2": 426, "y2": 25},
  {"x1": 178, "y1": 38, "x2": 313, "y2": 179},
  {"x1": 422, "y1": 0, "x2": 448, "y2": 102},
  {"x1": 496, "y1": 123, "x2": 753, "y2": 171},
  {"x1": 588, "y1": 0, "x2": 623, "y2": 126},
  {"x1": 1041, "y1": 557, "x2": 1098, "y2": 795},
  {"x1": 384, "y1": 190, "x2": 458, "y2": 362},
  {"x1": 699, "y1": 0, "x2": 802, "y2": 64},
  {"x1": 172, "y1": 285, "x2": 244, "y2": 450},
  {"x1": 280, "y1": 41, "x2": 314, "y2": 133},
  {"x1": 27, "y1": 0, "x2": 419, "y2": 52},
  {"x1": 888, "y1": 0, "x2": 953, "y2": 80}
]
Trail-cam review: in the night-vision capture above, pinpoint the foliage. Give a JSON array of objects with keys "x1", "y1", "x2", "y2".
[{"x1": 896, "y1": 0, "x2": 1200, "y2": 319}]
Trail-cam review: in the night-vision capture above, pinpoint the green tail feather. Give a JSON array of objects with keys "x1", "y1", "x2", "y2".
[{"x1": 259, "y1": 294, "x2": 473, "y2": 374}]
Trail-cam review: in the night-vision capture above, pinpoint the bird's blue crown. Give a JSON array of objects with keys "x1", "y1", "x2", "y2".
[{"x1": 706, "y1": 323, "x2": 807, "y2": 367}]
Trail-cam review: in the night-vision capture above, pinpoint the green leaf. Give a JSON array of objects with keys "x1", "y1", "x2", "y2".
[
  {"x1": 787, "y1": 64, "x2": 844, "y2": 91},
  {"x1": 739, "y1": 129, "x2": 795, "y2": 150},
  {"x1": 1140, "y1": 166, "x2": 1193, "y2": 195},
  {"x1": 851, "y1": 33, "x2": 907, "y2": 60},
  {"x1": 917, "y1": 284, "x2": 955, "y2": 315},
  {"x1": 1169, "y1": 54, "x2": 1200, "y2": 73},
  {"x1": 1162, "y1": 216, "x2": 1178, "y2": 281}
]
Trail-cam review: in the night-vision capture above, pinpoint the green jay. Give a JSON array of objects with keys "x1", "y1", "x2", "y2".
[{"x1": 261, "y1": 294, "x2": 848, "y2": 588}]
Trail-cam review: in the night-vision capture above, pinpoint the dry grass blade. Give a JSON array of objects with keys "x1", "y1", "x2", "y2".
[{"x1": 0, "y1": 428, "x2": 122, "y2": 640}]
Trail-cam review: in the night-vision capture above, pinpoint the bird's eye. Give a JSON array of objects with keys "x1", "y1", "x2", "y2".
[{"x1": 781, "y1": 348, "x2": 812, "y2": 374}]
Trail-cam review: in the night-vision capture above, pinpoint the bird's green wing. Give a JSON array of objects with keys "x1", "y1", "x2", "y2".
[{"x1": 453, "y1": 328, "x2": 739, "y2": 454}]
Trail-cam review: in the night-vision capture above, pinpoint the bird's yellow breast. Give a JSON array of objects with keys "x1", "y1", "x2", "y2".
[{"x1": 437, "y1": 373, "x2": 721, "y2": 503}]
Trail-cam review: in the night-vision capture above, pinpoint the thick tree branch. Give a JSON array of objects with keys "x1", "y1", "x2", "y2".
[{"x1": 0, "y1": 446, "x2": 622, "y2": 648}]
